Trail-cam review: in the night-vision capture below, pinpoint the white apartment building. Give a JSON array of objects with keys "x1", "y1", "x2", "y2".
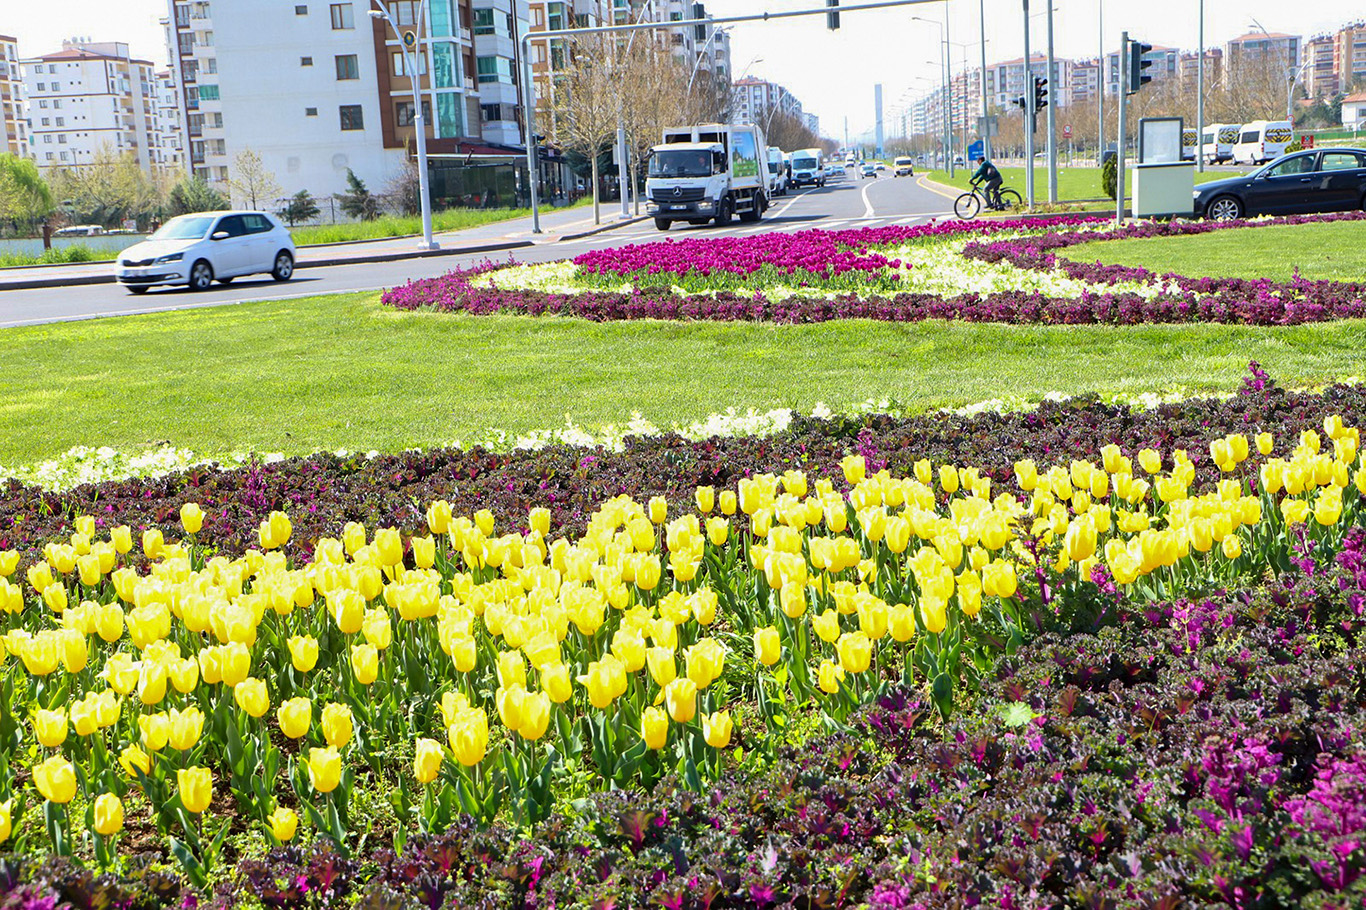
[
  {"x1": 0, "y1": 35, "x2": 27, "y2": 157},
  {"x1": 151, "y1": 70, "x2": 184, "y2": 170},
  {"x1": 21, "y1": 41, "x2": 158, "y2": 173},
  {"x1": 732, "y1": 76, "x2": 803, "y2": 129},
  {"x1": 472, "y1": 0, "x2": 528, "y2": 146},
  {"x1": 164, "y1": 0, "x2": 483, "y2": 200}
]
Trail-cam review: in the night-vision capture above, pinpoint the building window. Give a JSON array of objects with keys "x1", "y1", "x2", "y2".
[
  {"x1": 335, "y1": 54, "x2": 359, "y2": 79},
  {"x1": 306, "y1": 107, "x2": 318, "y2": 116},
  {"x1": 476, "y1": 56, "x2": 511, "y2": 84},
  {"x1": 330, "y1": 3, "x2": 354, "y2": 28},
  {"x1": 296, "y1": 4, "x2": 308, "y2": 12},
  {"x1": 392, "y1": 1, "x2": 419, "y2": 26},
  {"x1": 55, "y1": 117, "x2": 63, "y2": 126},
  {"x1": 473, "y1": 8, "x2": 495, "y2": 35},
  {"x1": 58, "y1": 134, "x2": 66, "y2": 143},
  {"x1": 199, "y1": 84, "x2": 220, "y2": 101},
  {"x1": 36, "y1": 82, "x2": 45, "y2": 91},
  {"x1": 339, "y1": 104, "x2": 364, "y2": 130},
  {"x1": 392, "y1": 51, "x2": 427, "y2": 76},
  {"x1": 395, "y1": 99, "x2": 432, "y2": 127},
  {"x1": 301, "y1": 56, "x2": 313, "y2": 66}
]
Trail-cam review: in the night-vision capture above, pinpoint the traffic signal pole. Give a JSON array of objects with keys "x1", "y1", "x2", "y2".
[
  {"x1": 1023, "y1": 0, "x2": 1034, "y2": 210},
  {"x1": 1045, "y1": 1, "x2": 1057, "y2": 204},
  {"x1": 1116, "y1": 31, "x2": 1127, "y2": 225}
]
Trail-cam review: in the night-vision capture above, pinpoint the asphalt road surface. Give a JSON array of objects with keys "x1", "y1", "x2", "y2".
[{"x1": 0, "y1": 170, "x2": 956, "y2": 328}]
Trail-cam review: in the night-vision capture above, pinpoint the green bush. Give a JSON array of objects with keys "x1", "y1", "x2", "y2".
[{"x1": 1101, "y1": 154, "x2": 1118, "y2": 200}]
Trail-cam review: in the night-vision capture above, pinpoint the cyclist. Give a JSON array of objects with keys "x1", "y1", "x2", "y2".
[{"x1": 969, "y1": 155, "x2": 1004, "y2": 210}]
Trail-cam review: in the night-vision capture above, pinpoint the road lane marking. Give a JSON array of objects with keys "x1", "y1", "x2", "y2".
[
  {"x1": 916, "y1": 175, "x2": 961, "y2": 201},
  {"x1": 860, "y1": 180, "x2": 876, "y2": 218}
]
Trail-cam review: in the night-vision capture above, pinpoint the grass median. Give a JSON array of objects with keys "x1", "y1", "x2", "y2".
[
  {"x1": 1059, "y1": 220, "x2": 1366, "y2": 282},
  {"x1": 1, "y1": 291, "x2": 1363, "y2": 467},
  {"x1": 925, "y1": 165, "x2": 1245, "y2": 202}
]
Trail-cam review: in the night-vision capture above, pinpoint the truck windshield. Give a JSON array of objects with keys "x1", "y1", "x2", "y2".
[
  {"x1": 649, "y1": 150, "x2": 713, "y2": 178},
  {"x1": 793, "y1": 157, "x2": 817, "y2": 170}
]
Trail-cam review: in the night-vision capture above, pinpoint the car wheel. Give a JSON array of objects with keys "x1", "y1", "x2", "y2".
[
  {"x1": 654, "y1": 217, "x2": 671, "y2": 231},
  {"x1": 189, "y1": 260, "x2": 214, "y2": 291},
  {"x1": 1208, "y1": 196, "x2": 1242, "y2": 221},
  {"x1": 127, "y1": 286, "x2": 149, "y2": 295},
  {"x1": 271, "y1": 251, "x2": 294, "y2": 281}
]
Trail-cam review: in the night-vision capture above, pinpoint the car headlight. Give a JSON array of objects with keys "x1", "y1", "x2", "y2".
[
  {"x1": 697, "y1": 201, "x2": 713, "y2": 209},
  {"x1": 155, "y1": 253, "x2": 184, "y2": 264}
]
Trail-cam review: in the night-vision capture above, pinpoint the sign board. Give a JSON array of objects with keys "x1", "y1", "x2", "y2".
[
  {"x1": 122, "y1": 219, "x2": 137, "y2": 232},
  {"x1": 966, "y1": 139, "x2": 984, "y2": 161},
  {"x1": 1063, "y1": 124, "x2": 1072, "y2": 137},
  {"x1": 1137, "y1": 117, "x2": 1183, "y2": 165},
  {"x1": 975, "y1": 116, "x2": 998, "y2": 138},
  {"x1": 401, "y1": 29, "x2": 418, "y2": 48},
  {"x1": 1302, "y1": 134, "x2": 1315, "y2": 148}
]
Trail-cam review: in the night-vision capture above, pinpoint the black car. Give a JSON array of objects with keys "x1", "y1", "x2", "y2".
[{"x1": 1193, "y1": 147, "x2": 1366, "y2": 220}]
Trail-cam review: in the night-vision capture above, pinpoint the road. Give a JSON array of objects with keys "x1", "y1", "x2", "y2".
[{"x1": 0, "y1": 170, "x2": 955, "y2": 328}]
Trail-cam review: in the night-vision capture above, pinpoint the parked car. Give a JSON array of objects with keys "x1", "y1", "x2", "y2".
[
  {"x1": 1231, "y1": 120, "x2": 1293, "y2": 166},
  {"x1": 1193, "y1": 147, "x2": 1366, "y2": 221},
  {"x1": 114, "y1": 211, "x2": 296, "y2": 294},
  {"x1": 861, "y1": 162, "x2": 877, "y2": 178}
]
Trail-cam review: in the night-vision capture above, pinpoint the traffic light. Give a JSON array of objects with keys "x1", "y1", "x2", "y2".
[
  {"x1": 1011, "y1": 95, "x2": 1027, "y2": 110},
  {"x1": 1128, "y1": 40, "x2": 1153, "y2": 94},
  {"x1": 693, "y1": 3, "x2": 706, "y2": 41},
  {"x1": 826, "y1": 0, "x2": 839, "y2": 30},
  {"x1": 1033, "y1": 76, "x2": 1048, "y2": 113}
]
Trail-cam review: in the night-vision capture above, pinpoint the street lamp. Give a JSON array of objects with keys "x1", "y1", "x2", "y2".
[
  {"x1": 911, "y1": 15, "x2": 952, "y2": 176},
  {"x1": 686, "y1": 26, "x2": 731, "y2": 94},
  {"x1": 369, "y1": 1, "x2": 438, "y2": 251},
  {"x1": 1248, "y1": 18, "x2": 1308, "y2": 123}
]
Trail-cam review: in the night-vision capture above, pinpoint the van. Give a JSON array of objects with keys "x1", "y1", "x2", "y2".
[
  {"x1": 1182, "y1": 129, "x2": 1197, "y2": 161},
  {"x1": 790, "y1": 148, "x2": 826, "y2": 187},
  {"x1": 1232, "y1": 120, "x2": 1293, "y2": 166},
  {"x1": 766, "y1": 146, "x2": 787, "y2": 197},
  {"x1": 1199, "y1": 123, "x2": 1241, "y2": 164},
  {"x1": 893, "y1": 156, "x2": 915, "y2": 177}
]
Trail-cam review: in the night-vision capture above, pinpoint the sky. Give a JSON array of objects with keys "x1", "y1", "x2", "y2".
[{"x1": 3, "y1": 0, "x2": 1353, "y2": 140}]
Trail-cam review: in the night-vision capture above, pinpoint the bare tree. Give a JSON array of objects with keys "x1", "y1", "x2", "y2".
[
  {"x1": 764, "y1": 110, "x2": 819, "y2": 152},
  {"x1": 547, "y1": 35, "x2": 620, "y2": 224},
  {"x1": 621, "y1": 36, "x2": 690, "y2": 212},
  {"x1": 227, "y1": 148, "x2": 282, "y2": 211}
]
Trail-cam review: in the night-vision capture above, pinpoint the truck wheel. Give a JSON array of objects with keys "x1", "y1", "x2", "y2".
[
  {"x1": 654, "y1": 218, "x2": 671, "y2": 231},
  {"x1": 739, "y1": 194, "x2": 764, "y2": 223},
  {"x1": 713, "y1": 198, "x2": 733, "y2": 226}
]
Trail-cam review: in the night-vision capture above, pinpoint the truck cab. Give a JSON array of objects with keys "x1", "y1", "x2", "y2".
[{"x1": 646, "y1": 123, "x2": 768, "y2": 231}]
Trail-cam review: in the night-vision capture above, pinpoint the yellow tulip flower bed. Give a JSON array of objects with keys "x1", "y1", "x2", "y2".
[{"x1": 1, "y1": 416, "x2": 1364, "y2": 884}]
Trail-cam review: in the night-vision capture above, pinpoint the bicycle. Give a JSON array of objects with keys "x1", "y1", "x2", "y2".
[{"x1": 953, "y1": 184, "x2": 1023, "y2": 219}]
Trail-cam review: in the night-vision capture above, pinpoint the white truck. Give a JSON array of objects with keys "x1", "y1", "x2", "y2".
[
  {"x1": 790, "y1": 148, "x2": 826, "y2": 187},
  {"x1": 645, "y1": 123, "x2": 769, "y2": 231}
]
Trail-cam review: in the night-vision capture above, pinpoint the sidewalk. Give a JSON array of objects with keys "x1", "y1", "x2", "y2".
[{"x1": 0, "y1": 205, "x2": 647, "y2": 292}]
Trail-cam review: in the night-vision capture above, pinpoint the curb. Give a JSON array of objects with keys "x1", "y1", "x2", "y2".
[
  {"x1": 0, "y1": 240, "x2": 536, "y2": 291},
  {"x1": 555, "y1": 215, "x2": 649, "y2": 242}
]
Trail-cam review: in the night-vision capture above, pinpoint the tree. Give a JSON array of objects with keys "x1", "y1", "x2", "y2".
[
  {"x1": 620, "y1": 36, "x2": 690, "y2": 212},
  {"x1": 227, "y1": 148, "x2": 282, "y2": 211},
  {"x1": 48, "y1": 146, "x2": 162, "y2": 228},
  {"x1": 168, "y1": 176, "x2": 229, "y2": 216},
  {"x1": 547, "y1": 34, "x2": 620, "y2": 224},
  {"x1": 383, "y1": 147, "x2": 422, "y2": 216},
  {"x1": 763, "y1": 110, "x2": 819, "y2": 152},
  {"x1": 278, "y1": 190, "x2": 320, "y2": 226},
  {"x1": 0, "y1": 154, "x2": 55, "y2": 231},
  {"x1": 337, "y1": 168, "x2": 380, "y2": 221}
]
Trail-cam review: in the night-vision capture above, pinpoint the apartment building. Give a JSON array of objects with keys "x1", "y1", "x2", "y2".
[
  {"x1": 1337, "y1": 21, "x2": 1366, "y2": 94},
  {"x1": 1225, "y1": 31, "x2": 1301, "y2": 72},
  {"x1": 732, "y1": 76, "x2": 803, "y2": 128},
  {"x1": 0, "y1": 35, "x2": 26, "y2": 156},
  {"x1": 471, "y1": 0, "x2": 528, "y2": 146},
  {"x1": 163, "y1": 0, "x2": 486, "y2": 200},
  {"x1": 21, "y1": 40, "x2": 158, "y2": 173},
  {"x1": 151, "y1": 70, "x2": 184, "y2": 170},
  {"x1": 1177, "y1": 48, "x2": 1223, "y2": 92},
  {"x1": 1303, "y1": 33, "x2": 1337, "y2": 98}
]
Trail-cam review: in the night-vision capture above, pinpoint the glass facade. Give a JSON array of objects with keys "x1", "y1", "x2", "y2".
[
  {"x1": 433, "y1": 43, "x2": 458, "y2": 89},
  {"x1": 430, "y1": 0, "x2": 455, "y2": 36},
  {"x1": 437, "y1": 93, "x2": 462, "y2": 138}
]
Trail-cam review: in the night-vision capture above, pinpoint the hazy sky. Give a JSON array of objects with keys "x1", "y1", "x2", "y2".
[{"x1": 3, "y1": 0, "x2": 1353, "y2": 138}]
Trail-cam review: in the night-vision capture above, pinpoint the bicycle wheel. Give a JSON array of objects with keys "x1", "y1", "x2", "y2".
[
  {"x1": 998, "y1": 189, "x2": 1023, "y2": 212},
  {"x1": 954, "y1": 191, "x2": 982, "y2": 220}
]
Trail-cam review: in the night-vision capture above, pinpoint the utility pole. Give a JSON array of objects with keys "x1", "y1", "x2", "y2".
[
  {"x1": 1097, "y1": 0, "x2": 1103, "y2": 162},
  {"x1": 979, "y1": 0, "x2": 990, "y2": 160},
  {"x1": 1023, "y1": 0, "x2": 1033, "y2": 209},
  {"x1": 944, "y1": 2, "x2": 954, "y2": 177},
  {"x1": 1116, "y1": 31, "x2": 1127, "y2": 225},
  {"x1": 1196, "y1": 0, "x2": 1204, "y2": 172},
  {"x1": 1045, "y1": 0, "x2": 1057, "y2": 203}
]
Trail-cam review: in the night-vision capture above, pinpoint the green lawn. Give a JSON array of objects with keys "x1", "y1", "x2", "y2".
[
  {"x1": 1061, "y1": 220, "x2": 1366, "y2": 282},
  {"x1": 1, "y1": 293, "x2": 1363, "y2": 466},
  {"x1": 926, "y1": 166, "x2": 1245, "y2": 201}
]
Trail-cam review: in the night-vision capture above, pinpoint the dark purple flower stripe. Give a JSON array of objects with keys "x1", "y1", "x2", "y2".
[{"x1": 382, "y1": 213, "x2": 1366, "y2": 326}]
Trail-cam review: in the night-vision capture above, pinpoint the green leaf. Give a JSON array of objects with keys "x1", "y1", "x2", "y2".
[
  {"x1": 999, "y1": 701, "x2": 1038, "y2": 728},
  {"x1": 930, "y1": 672, "x2": 954, "y2": 721}
]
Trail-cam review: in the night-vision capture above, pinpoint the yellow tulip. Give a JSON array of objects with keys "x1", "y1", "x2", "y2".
[
  {"x1": 663, "y1": 678, "x2": 697, "y2": 723},
  {"x1": 259, "y1": 511, "x2": 293, "y2": 550},
  {"x1": 343, "y1": 521, "x2": 367, "y2": 555},
  {"x1": 611, "y1": 631, "x2": 648, "y2": 673},
  {"x1": 34, "y1": 755, "x2": 78, "y2": 804},
  {"x1": 70, "y1": 698, "x2": 99, "y2": 737},
  {"x1": 702, "y1": 710, "x2": 733, "y2": 749},
  {"x1": 447, "y1": 707, "x2": 489, "y2": 766},
  {"x1": 277, "y1": 697, "x2": 312, "y2": 739},
  {"x1": 1222, "y1": 534, "x2": 1242, "y2": 560},
  {"x1": 541, "y1": 661, "x2": 573, "y2": 703},
  {"x1": 518, "y1": 690, "x2": 552, "y2": 741},
  {"x1": 350, "y1": 643, "x2": 380, "y2": 685},
  {"x1": 234, "y1": 677, "x2": 270, "y2": 718},
  {"x1": 779, "y1": 581, "x2": 806, "y2": 619},
  {"x1": 0, "y1": 799, "x2": 11, "y2": 843},
  {"x1": 411, "y1": 535, "x2": 436, "y2": 569},
  {"x1": 93, "y1": 793, "x2": 124, "y2": 836},
  {"x1": 306, "y1": 747, "x2": 342, "y2": 794},
  {"x1": 641, "y1": 706, "x2": 669, "y2": 750},
  {"x1": 33, "y1": 707, "x2": 68, "y2": 748},
  {"x1": 718, "y1": 490, "x2": 738, "y2": 515},
  {"x1": 427, "y1": 500, "x2": 453, "y2": 535},
  {"x1": 180, "y1": 503, "x2": 205, "y2": 535},
  {"x1": 168, "y1": 706, "x2": 205, "y2": 750},
  {"x1": 141, "y1": 529, "x2": 164, "y2": 559},
  {"x1": 1281, "y1": 498, "x2": 1310, "y2": 525},
  {"x1": 374, "y1": 528, "x2": 403, "y2": 567},
  {"x1": 414, "y1": 737, "x2": 445, "y2": 783},
  {"x1": 269, "y1": 807, "x2": 299, "y2": 842},
  {"x1": 110, "y1": 525, "x2": 133, "y2": 554},
  {"x1": 753, "y1": 626, "x2": 781, "y2": 666},
  {"x1": 119, "y1": 743, "x2": 151, "y2": 779},
  {"x1": 648, "y1": 496, "x2": 668, "y2": 525},
  {"x1": 1137, "y1": 449, "x2": 1162, "y2": 474},
  {"x1": 817, "y1": 659, "x2": 845, "y2": 694},
  {"x1": 685, "y1": 638, "x2": 725, "y2": 689},
  {"x1": 178, "y1": 766, "x2": 213, "y2": 813},
  {"x1": 812, "y1": 609, "x2": 841, "y2": 644},
  {"x1": 220, "y1": 641, "x2": 251, "y2": 687},
  {"x1": 646, "y1": 646, "x2": 678, "y2": 687},
  {"x1": 496, "y1": 650, "x2": 527, "y2": 689},
  {"x1": 528, "y1": 506, "x2": 551, "y2": 537},
  {"x1": 695, "y1": 486, "x2": 715, "y2": 514},
  {"x1": 321, "y1": 702, "x2": 354, "y2": 748},
  {"x1": 288, "y1": 635, "x2": 319, "y2": 673},
  {"x1": 77, "y1": 554, "x2": 102, "y2": 587},
  {"x1": 577, "y1": 655, "x2": 627, "y2": 709},
  {"x1": 139, "y1": 712, "x2": 171, "y2": 751},
  {"x1": 836, "y1": 631, "x2": 872, "y2": 674},
  {"x1": 1256, "y1": 432, "x2": 1274, "y2": 455},
  {"x1": 840, "y1": 454, "x2": 867, "y2": 485},
  {"x1": 169, "y1": 657, "x2": 199, "y2": 694}
]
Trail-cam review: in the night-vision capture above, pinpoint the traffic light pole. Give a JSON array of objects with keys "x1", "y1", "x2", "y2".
[
  {"x1": 1116, "y1": 31, "x2": 1127, "y2": 226},
  {"x1": 1022, "y1": 0, "x2": 1034, "y2": 211},
  {"x1": 1045, "y1": 1, "x2": 1057, "y2": 204}
]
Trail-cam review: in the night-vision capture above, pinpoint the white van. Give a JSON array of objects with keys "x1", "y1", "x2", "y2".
[
  {"x1": 1232, "y1": 120, "x2": 1293, "y2": 166},
  {"x1": 893, "y1": 156, "x2": 915, "y2": 177},
  {"x1": 1199, "y1": 124, "x2": 1242, "y2": 165},
  {"x1": 1182, "y1": 129, "x2": 1197, "y2": 161},
  {"x1": 766, "y1": 146, "x2": 787, "y2": 197}
]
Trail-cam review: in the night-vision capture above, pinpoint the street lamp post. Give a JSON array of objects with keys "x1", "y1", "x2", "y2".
[
  {"x1": 369, "y1": 1, "x2": 438, "y2": 251},
  {"x1": 979, "y1": 0, "x2": 989, "y2": 160},
  {"x1": 1249, "y1": 18, "x2": 1308, "y2": 124},
  {"x1": 1196, "y1": 0, "x2": 1204, "y2": 172},
  {"x1": 911, "y1": 15, "x2": 951, "y2": 176}
]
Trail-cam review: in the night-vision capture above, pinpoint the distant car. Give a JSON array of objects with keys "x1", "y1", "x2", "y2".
[
  {"x1": 875, "y1": 162, "x2": 886, "y2": 171},
  {"x1": 115, "y1": 210, "x2": 296, "y2": 294},
  {"x1": 861, "y1": 162, "x2": 877, "y2": 178},
  {"x1": 55, "y1": 225, "x2": 106, "y2": 237},
  {"x1": 893, "y1": 156, "x2": 915, "y2": 177},
  {"x1": 1193, "y1": 147, "x2": 1366, "y2": 221}
]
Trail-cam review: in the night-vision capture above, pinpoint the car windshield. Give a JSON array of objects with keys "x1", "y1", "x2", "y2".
[
  {"x1": 151, "y1": 215, "x2": 216, "y2": 240},
  {"x1": 648, "y1": 150, "x2": 713, "y2": 178},
  {"x1": 793, "y1": 157, "x2": 817, "y2": 169}
]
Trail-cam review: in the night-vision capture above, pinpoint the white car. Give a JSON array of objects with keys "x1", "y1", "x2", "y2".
[{"x1": 115, "y1": 211, "x2": 296, "y2": 294}]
